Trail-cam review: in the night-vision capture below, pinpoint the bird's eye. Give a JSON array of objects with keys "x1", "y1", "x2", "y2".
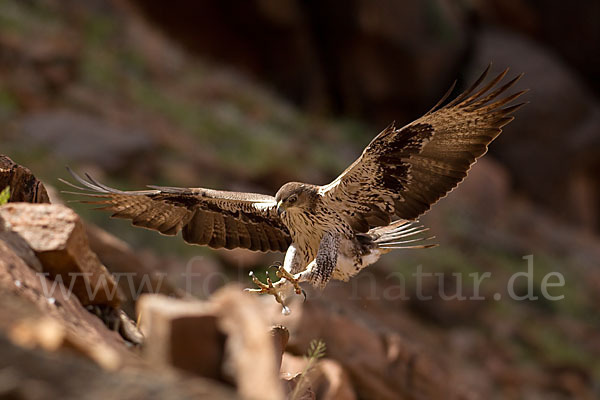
[{"x1": 288, "y1": 195, "x2": 298, "y2": 204}]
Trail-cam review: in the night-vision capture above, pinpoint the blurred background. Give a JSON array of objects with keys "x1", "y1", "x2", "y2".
[{"x1": 1, "y1": 0, "x2": 599, "y2": 398}]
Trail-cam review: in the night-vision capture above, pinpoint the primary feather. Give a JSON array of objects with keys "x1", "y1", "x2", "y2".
[{"x1": 319, "y1": 65, "x2": 527, "y2": 231}]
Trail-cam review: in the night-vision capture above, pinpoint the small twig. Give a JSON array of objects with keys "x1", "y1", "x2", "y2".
[{"x1": 290, "y1": 339, "x2": 326, "y2": 400}]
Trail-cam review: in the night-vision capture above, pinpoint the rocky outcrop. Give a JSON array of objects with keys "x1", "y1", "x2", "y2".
[
  {"x1": 269, "y1": 298, "x2": 465, "y2": 400},
  {"x1": 0, "y1": 235, "x2": 133, "y2": 370},
  {"x1": 129, "y1": 0, "x2": 468, "y2": 124},
  {"x1": 138, "y1": 289, "x2": 286, "y2": 400},
  {"x1": 467, "y1": 27, "x2": 600, "y2": 231},
  {"x1": 1, "y1": 0, "x2": 599, "y2": 397},
  {"x1": 281, "y1": 353, "x2": 356, "y2": 400},
  {"x1": 0, "y1": 155, "x2": 49, "y2": 204},
  {"x1": 20, "y1": 111, "x2": 155, "y2": 172},
  {"x1": 0, "y1": 332, "x2": 238, "y2": 400},
  {"x1": 0, "y1": 203, "x2": 122, "y2": 307},
  {"x1": 0, "y1": 158, "x2": 241, "y2": 398},
  {"x1": 85, "y1": 223, "x2": 186, "y2": 316}
]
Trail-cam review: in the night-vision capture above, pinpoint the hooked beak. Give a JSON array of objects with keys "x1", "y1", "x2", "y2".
[{"x1": 276, "y1": 201, "x2": 284, "y2": 217}]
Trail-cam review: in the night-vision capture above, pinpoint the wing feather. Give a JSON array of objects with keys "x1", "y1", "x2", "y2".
[
  {"x1": 321, "y1": 65, "x2": 527, "y2": 229},
  {"x1": 61, "y1": 169, "x2": 291, "y2": 252}
]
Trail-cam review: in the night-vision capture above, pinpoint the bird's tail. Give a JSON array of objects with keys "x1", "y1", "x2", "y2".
[{"x1": 368, "y1": 220, "x2": 437, "y2": 252}]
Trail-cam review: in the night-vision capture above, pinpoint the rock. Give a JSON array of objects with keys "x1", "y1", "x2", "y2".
[
  {"x1": 86, "y1": 223, "x2": 186, "y2": 316},
  {"x1": 273, "y1": 299, "x2": 466, "y2": 400},
  {"x1": 421, "y1": 157, "x2": 512, "y2": 241},
  {"x1": 283, "y1": 375, "x2": 316, "y2": 400},
  {"x1": 315, "y1": 359, "x2": 357, "y2": 400},
  {"x1": 0, "y1": 29, "x2": 80, "y2": 108},
  {"x1": 0, "y1": 240, "x2": 133, "y2": 370},
  {"x1": 467, "y1": 27, "x2": 600, "y2": 231},
  {"x1": 0, "y1": 203, "x2": 122, "y2": 307},
  {"x1": 211, "y1": 286, "x2": 285, "y2": 400},
  {"x1": 137, "y1": 294, "x2": 225, "y2": 380},
  {"x1": 472, "y1": 0, "x2": 600, "y2": 95},
  {"x1": 0, "y1": 333, "x2": 239, "y2": 400},
  {"x1": 0, "y1": 155, "x2": 49, "y2": 204},
  {"x1": 0, "y1": 230, "x2": 43, "y2": 273},
  {"x1": 138, "y1": 287, "x2": 285, "y2": 400},
  {"x1": 271, "y1": 325, "x2": 289, "y2": 372},
  {"x1": 130, "y1": 0, "x2": 468, "y2": 123},
  {"x1": 19, "y1": 110, "x2": 155, "y2": 172},
  {"x1": 281, "y1": 353, "x2": 357, "y2": 400},
  {"x1": 215, "y1": 247, "x2": 276, "y2": 271}
]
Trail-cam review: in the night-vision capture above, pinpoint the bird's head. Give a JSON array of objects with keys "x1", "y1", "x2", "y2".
[{"x1": 275, "y1": 182, "x2": 317, "y2": 217}]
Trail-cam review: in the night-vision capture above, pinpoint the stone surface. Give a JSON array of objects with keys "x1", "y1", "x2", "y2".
[
  {"x1": 0, "y1": 333, "x2": 239, "y2": 400},
  {"x1": 468, "y1": 27, "x2": 600, "y2": 230},
  {"x1": 270, "y1": 298, "x2": 466, "y2": 400},
  {"x1": 86, "y1": 223, "x2": 185, "y2": 316},
  {"x1": 0, "y1": 230, "x2": 43, "y2": 273},
  {"x1": 0, "y1": 240, "x2": 133, "y2": 370},
  {"x1": 19, "y1": 111, "x2": 155, "y2": 172},
  {"x1": 137, "y1": 294, "x2": 225, "y2": 380},
  {"x1": 138, "y1": 288, "x2": 285, "y2": 400},
  {"x1": 130, "y1": 0, "x2": 468, "y2": 124},
  {"x1": 0, "y1": 155, "x2": 49, "y2": 204},
  {"x1": 271, "y1": 325, "x2": 289, "y2": 372},
  {"x1": 211, "y1": 286, "x2": 285, "y2": 400},
  {"x1": 281, "y1": 353, "x2": 357, "y2": 400},
  {"x1": 0, "y1": 203, "x2": 122, "y2": 307}
]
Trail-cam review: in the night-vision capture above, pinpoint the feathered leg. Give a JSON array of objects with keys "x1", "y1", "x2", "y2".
[
  {"x1": 304, "y1": 231, "x2": 339, "y2": 288},
  {"x1": 246, "y1": 232, "x2": 340, "y2": 314},
  {"x1": 246, "y1": 244, "x2": 305, "y2": 314}
]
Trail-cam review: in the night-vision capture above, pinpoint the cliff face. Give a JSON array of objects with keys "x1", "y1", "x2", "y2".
[{"x1": 0, "y1": 1, "x2": 599, "y2": 399}]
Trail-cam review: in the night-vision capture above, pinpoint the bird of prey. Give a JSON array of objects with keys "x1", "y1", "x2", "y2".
[{"x1": 63, "y1": 66, "x2": 526, "y2": 313}]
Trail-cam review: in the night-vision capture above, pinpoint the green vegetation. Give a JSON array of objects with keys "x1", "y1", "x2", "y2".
[
  {"x1": 291, "y1": 339, "x2": 327, "y2": 400},
  {"x1": 0, "y1": 186, "x2": 9, "y2": 205}
]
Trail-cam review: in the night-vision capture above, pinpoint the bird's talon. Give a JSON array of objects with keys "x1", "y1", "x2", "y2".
[
  {"x1": 275, "y1": 267, "x2": 302, "y2": 295},
  {"x1": 267, "y1": 261, "x2": 282, "y2": 273},
  {"x1": 249, "y1": 271, "x2": 272, "y2": 292},
  {"x1": 247, "y1": 265, "x2": 304, "y2": 314},
  {"x1": 247, "y1": 270, "x2": 288, "y2": 310}
]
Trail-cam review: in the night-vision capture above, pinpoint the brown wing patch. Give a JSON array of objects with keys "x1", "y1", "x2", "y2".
[
  {"x1": 321, "y1": 65, "x2": 527, "y2": 228},
  {"x1": 62, "y1": 170, "x2": 291, "y2": 252}
]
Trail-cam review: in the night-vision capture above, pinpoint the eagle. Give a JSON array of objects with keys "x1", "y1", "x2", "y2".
[{"x1": 63, "y1": 66, "x2": 526, "y2": 314}]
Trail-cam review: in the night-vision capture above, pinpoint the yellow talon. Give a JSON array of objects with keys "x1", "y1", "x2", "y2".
[
  {"x1": 246, "y1": 271, "x2": 287, "y2": 308},
  {"x1": 275, "y1": 267, "x2": 302, "y2": 295}
]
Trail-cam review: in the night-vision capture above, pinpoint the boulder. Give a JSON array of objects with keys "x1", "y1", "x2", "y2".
[
  {"x1": 281, "y1": 353, "x2": 357, "y2": 400},
  {"x1": 137, "y1": 294, "x2": 225, "y2": 380},
  {"x1": 138, "y1": 287, "x2": 286, "y2": 400},
  {"x1": 0, "y1": 155, "x2": 49, "y2": 204},
  {"x1": 211, "y1": 287, "x2": 285, "y2": 400},
  {"x1": 19, "y1": 110, "x2": 155, "y2": 172},
  {"x1": 129, "y1": 0, "x2": 468, "y2": 123},
  {"x1": 0, "y1": 333, "x2": 239, "y2": 400},
  {"x1": 270, "y1": 298, "x2": 467, "y2": 400},
  {"x1": 0, "y1": 203, "x2": 122, "y2": 307},
  {"x1": 467, "y1": 27, "x2": 600, "y2": 231},
  {"x1": 0, "y1": 239, "x2": 132, "y2": 370},
  {"x1": 86, "y1": 223, "x2": 186, "y2": 316},
  {"x1": 271, "y1": 325, "x2": 289, "y2": 372}
]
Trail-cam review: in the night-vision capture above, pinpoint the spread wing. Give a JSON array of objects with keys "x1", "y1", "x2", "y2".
[
  {"x1": 61, "y1": 169, "x2": 291, "y2": 252},
  {"x1": 320, "y1": 65, "x2": 527, "y2": 232}
]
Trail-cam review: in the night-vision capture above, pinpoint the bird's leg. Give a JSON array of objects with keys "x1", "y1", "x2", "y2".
[
  {"x1": 274, "y1": 265, "x2": 303, "y2": 296},
  {"x1": 246, "y1": 261, "x2": 308, "y2": 314},
  {"x1": 246, "y1": 270, "x2": 288, "y2": 307}
]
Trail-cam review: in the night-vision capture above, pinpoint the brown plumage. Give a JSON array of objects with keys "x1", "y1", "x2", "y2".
[
  {"x1": 62, "y1": 173, "x2": 291, "y2": 252},
  {"x1": 62, "y1": 65, "x2": 526, "y2": 304}
]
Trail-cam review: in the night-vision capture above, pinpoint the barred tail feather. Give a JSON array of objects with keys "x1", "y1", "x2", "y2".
[{"x1": 369, "y1": 220, "x2": 437, "y2": 251}]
